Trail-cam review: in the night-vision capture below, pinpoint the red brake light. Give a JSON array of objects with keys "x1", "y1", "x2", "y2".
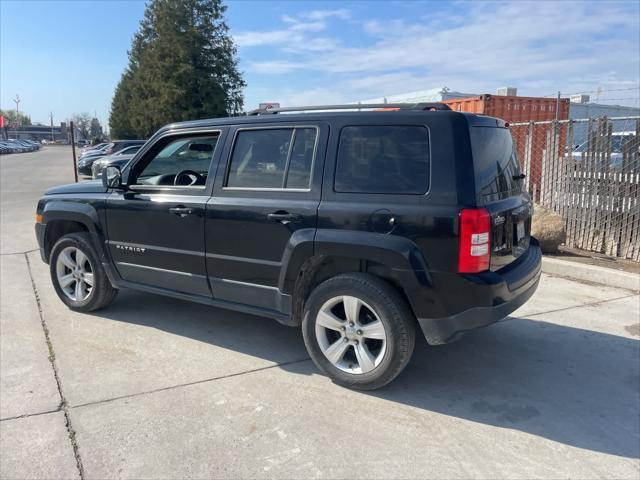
[{"x1": 458, "y1": 208, "x2": 491, "y2": 273}]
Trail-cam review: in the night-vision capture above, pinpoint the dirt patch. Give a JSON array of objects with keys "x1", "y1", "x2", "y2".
[
  {"x1": 624, "y1": 323, "x2": 640, "y2": 337},
  {"x1": 547, "y1": 246, "x2": 640, "y2": 275}
]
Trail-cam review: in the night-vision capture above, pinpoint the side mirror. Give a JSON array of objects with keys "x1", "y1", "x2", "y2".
[{"x1": 102, "y1": 165, "x2": 123, "y2": 189}]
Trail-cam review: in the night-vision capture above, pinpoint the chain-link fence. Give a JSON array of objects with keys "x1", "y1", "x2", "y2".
[{"x1": 510, "y1": 116, "x2": 640, "y2": 261}]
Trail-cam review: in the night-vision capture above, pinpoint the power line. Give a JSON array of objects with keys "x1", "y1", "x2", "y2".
[
  {"x1": 542, "y1": 86, "x2": 640, "y2": 98},
  {"x1": 590, "y1": 97, "x2": 639, "y2": 102}
]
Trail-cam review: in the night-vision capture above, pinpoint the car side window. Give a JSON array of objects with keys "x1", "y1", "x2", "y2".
[
  {"x1": 334, "y1": 125, "x2": 430, "y2": 194},
  {"x1": 226, "y1": 127, "x2": 317, "y2": 189},
  {"x1": 135, "y1": 136, "x2": 218, "y2": 187}
]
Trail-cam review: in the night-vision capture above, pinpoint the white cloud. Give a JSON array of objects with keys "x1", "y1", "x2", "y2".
[
  {"x1": 234, "y1": 30, "x2": 295, "y2": 47},
  {"x1": 249, "y1": 61, "x2": 304, "y2": 74},
  {"x1": 302, "y1": 9, "x2": 351, "y2": 21},
  {"x1": 242, "y1": 1, "x2": 639, "y2": 108},
  {"x1": 235, "y1": 9, "x2": 349, "y2": 48},
  {"x1": 276, "y1": 87, "x2": 351, "y2": 107}
]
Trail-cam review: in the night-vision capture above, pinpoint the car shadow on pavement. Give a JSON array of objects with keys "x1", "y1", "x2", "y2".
[
  {"x1": 374, "y1": 318, "x2": 640, "y2": 460},
  {"x1": 95, "y1": 290, "x2": 639, "y2": 460}
]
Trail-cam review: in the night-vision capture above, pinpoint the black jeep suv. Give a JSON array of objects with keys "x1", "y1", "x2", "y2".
[{"x1": 35, "y1": 103, "x2": 541, "y2": 390}]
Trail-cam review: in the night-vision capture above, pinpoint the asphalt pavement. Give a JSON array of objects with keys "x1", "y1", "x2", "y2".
[{"x1": 1, "y1": 147, "x2": 639, "y2": 479}]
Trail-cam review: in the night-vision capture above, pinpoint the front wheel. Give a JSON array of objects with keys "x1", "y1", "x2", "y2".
[
  {"x1": 302, "y1": 273, "x2": 416, "y2": 390},
  {"x1": 49, "y1": 232, "x2": 118, "y2": 312}
]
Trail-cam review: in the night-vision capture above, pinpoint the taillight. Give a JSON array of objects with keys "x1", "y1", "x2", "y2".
[{"x1": 458, "y1": 208, "x2": 491, "y2": 273}]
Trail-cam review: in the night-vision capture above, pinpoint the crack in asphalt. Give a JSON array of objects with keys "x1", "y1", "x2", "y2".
[
  {"x1": 523, "y1": 293, "x2": 639, "y2": 318},
  {"x1": 24, "y1": 253, "x2": 85, "y2": 480},
  {"x1": 71, "y1": 357, "x2": 312, "y2": 410},
  {"x1": 0, "y1": 248, "x2": 39, "y2": 256},
  {"x1": 0, "y1": 407, "x2": 62, "y2": 422}
]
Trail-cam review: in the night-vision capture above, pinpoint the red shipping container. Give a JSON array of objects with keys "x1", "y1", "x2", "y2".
[{"x1": 442, "y1": 94, "x2": 569, "y2": 123}]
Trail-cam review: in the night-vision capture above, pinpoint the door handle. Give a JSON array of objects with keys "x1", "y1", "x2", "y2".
[
  {"x1": 267, "y1": 211, "x2": 302, "y2": 224},
  {"x1": 169, "y1": 206, "x2": 194, "y2": 217}
]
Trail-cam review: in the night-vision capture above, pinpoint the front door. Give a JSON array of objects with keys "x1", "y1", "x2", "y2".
[
  {"x1": 205, "y1": 123, "x2": 327, "y2": 311},
  {"x1": 106, "y1": 131, "x2": 222, "y2": 296}
]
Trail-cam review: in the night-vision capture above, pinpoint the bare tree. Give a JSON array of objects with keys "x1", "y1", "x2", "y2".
[{"x1": 71, "y1": 113, "x2": 92, "y2": 139}]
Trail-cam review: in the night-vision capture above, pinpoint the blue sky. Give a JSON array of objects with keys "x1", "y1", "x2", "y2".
[{"x1": 1, "y1": 0, "x2": 638, "y2": 127}]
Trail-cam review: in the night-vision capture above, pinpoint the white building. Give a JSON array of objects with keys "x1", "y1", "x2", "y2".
[
  {"x1": 569, "y1": 95, "x2": 639, "y2": 146},
  {"x1": 357, "y1": 87, "x2": 476, "y2": 105}
]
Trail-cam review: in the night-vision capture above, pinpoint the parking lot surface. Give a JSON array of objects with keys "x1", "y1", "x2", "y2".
[{"x1": 1, "y1": 148, "x2": 639, "y2": 479}]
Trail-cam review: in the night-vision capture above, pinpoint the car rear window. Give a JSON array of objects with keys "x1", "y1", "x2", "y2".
[
  {"x1": 334, "y1": 126, "x2": 430, "y2": 194},
  {"x1": 469, "y1": 127, "x2": 522, "y2": 199}
]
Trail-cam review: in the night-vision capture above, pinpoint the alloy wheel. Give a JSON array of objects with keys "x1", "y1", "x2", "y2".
[
  {"x1": 55, "y1": 246, "x2": 94, "y2": 302},
  {"x1": 315, "y1": 295, "x2": 387, "y2": 374}
]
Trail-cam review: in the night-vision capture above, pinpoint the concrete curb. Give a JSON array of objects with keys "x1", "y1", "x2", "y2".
[{"x1": 542, "y1": 257, "x2": 640, "y2": 292}]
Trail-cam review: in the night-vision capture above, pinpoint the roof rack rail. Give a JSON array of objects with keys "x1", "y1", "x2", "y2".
[{"x1": 247, "y1": 102, "x2": 451, "y2": 115}]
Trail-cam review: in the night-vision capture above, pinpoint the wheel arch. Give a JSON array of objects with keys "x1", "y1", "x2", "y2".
[
  {"x1": 42, "y1": 201, "x2": 106, "y2": 262},
  {"x1": 281, "y1": 229, "x2": 433, "y2": 326}
]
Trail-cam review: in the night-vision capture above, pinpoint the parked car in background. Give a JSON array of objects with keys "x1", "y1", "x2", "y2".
[
  {"x1": 12, "y1": 139, "x2": 40, "y2": 151},
  {"x1": 101, "y1": 140, "x2": 146, "y2": 156},
  {"x1": 36, "y1": 103, "x2": 541, "y2": 390},
  {"x1": 0, "y1": 139, "x2": 41, "y2": 153},
  {"x1": 91, "y1": 145, "x2": 143, "y2": 179},
  {"x1": 91, "y1": 154, "x2": 135, "y2": 179},
  {"x1": 77, "y1": 150, "x2": 111, "y2": 176},
  {"x1": 80, "y1": 143, "x2": 112, "y2": 158},
  {"x1": 78, "y1": 140, "x2": 145, "y2": 176},
  {"x1": 110, "y1": 144, "x2": 143, "y2": 157},
  {"x1": 81, "y1": 142, "x2": 109, "y2": 155},
  {"x1": 0, "y1": 142, "x2": 17, "y2": 154},
  {"x1": 0, "y1": 141, "x2": 21, "y2": 153},
  {"x1": 24, "y1": 140, "x2": 42, "y2": 150},
  {"x1": 76, "y1": 139, "x2": 91, "y2": 147},
  {"x1": 569, "y1": 131, "x2": 636, "y2": 167}
]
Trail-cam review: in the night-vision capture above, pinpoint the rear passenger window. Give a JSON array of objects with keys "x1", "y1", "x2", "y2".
[
  {"x1": 226, "y1": 127, "x2": 317, "y2": 189},
  {"x1": 335, "y1": 126, "x2": 429, "y2": 194}
]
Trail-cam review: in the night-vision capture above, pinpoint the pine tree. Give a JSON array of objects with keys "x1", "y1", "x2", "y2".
[
  {"x1": 109, "y1": 0, "x2": 245, "y2": 139},
  {"x1": 110, "y1": 72, "x2": 137, "y2": 139}
]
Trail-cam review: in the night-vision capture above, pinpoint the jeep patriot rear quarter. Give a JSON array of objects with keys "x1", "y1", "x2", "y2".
[{"x1": 35, "y1": 103, "x2": 541, "y2": 390}]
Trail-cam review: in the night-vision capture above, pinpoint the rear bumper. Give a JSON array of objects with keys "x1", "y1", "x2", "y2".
[{"x1": 417, "y1": 239, "x2": 542, "y2": 344}]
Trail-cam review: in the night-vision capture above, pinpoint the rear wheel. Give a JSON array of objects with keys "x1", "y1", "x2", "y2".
[
  {"x1": 302, "y1": 273, "x2": 415, "y2": 390},
  {"x1": 50, "y1": 232, "x2": 117, "y2": 312}
]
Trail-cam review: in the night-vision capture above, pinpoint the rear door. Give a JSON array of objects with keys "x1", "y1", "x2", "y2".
[
  {"x1": 469, "y1": 124, "x2": 532, "y2": 270},
  {"x1": 205, "y1": 122, "x2": 327, "y2": 311}
]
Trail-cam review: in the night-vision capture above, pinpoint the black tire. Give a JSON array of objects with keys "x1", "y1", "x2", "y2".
[
  {"x1": 49, "y1": 232, "x2": 118, "y2": 312},
  {"x1": 302, "y1": 273, "x2": 416, "y2": 390}
]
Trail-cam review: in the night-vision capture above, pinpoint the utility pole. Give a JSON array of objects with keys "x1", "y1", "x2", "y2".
[
  {"x1": 70, "y1": 121, "x2": 78, "y2": 183},
  {"x1": 554, "y1": 91, "x2": 561, "y2": 140},
  {"x1": 12, "y1": 95, "x2": 20, "y2": 139}
]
